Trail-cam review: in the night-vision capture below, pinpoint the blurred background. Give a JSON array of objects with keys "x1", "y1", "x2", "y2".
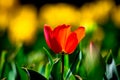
[{"x1": 0, "y1": 0, "x2": 120, "y2": 80}]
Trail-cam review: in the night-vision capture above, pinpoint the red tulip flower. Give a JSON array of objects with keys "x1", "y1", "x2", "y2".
[{"x1": 44, "y1": 24, "x2": 85, "y2": 54}]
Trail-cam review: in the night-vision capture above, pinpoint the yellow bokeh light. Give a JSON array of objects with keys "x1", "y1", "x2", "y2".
[{"x1": 9, "y1": 5, "x2": 37, "y2": 44}]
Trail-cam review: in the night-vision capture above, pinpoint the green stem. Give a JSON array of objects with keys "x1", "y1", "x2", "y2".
[
  {"x1": 65, "y1": 51, "x2": 80, "y2": 79},
  {"x1": 61, "y1": 53, "x2": 64, "y2": 80}
]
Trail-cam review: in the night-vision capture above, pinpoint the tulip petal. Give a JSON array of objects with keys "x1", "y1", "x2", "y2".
[
  {"x1": 50, "y1": 37, "x2": 62, "y2": 53},
  {"x1": 53, "y1": 24, "x2": 71, "y2": 49},
  {"x1": 44, "y1": 25, "x2": 62, "y2": 53},
  {"x1": 74, "y1": 27, "x2": 85, "y2": 43},
  {"x1": 65, "y1": 32, "x2": 78, "y2": 54},
  {"x1": 44, "y1": 25, "x2": 52, "y2": 48}
]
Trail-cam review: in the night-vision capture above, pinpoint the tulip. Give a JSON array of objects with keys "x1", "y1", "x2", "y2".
[{"x1": 44, "y1": 24, "x2": 85, "y2": 54}]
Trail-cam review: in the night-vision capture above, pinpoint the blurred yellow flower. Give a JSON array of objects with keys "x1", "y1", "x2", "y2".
[
  {"x1": 78, "y1": 6, "x2": 97, "y2": 32},
  {"x1": 8, "y1": 5, "x2": 37, "y2": 45},
  {"x1": 38, "y1": 1, "x2": 113, "y2": 32},
  {"x1": 111, "y1": 5, "x2": 120, "y2": 27},
  {"x1": 78, "y1": 0, "x2": 114, "y2": 32},
  {"x1": 80, "y1": 1, "x2": 114, "y2": 22},
  {"x1": 39, "y1": 3, "x2": 80, "y2": 28},
  {"x1": 0, "y1": 0, "x2": 17, "y2": 10},
  {"x1": 0, "y1": 10, "x2": 9, "y2": 30},
  {"x1": 91, "y1": 1, "x2": 114, "y2": 23}
]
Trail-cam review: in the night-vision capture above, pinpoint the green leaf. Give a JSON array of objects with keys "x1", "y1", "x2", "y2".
[
  {"x1": 1, "y1": 62, "x2": 17, "y2": 80},
  {"x1": 105, "y1": 50, "x2": 112, "y2": 64},
  {"x1": 115, "y1": 48, "x2": 120, "y2": 65},
  {"x1": 53, "y1": 58, "x2": 60, "y2": 64},
  {"x1": 104, "y1": 50, "x2": 119, "y2": 79},
  {"x1": 64, "y1": 51, "x2": 82, "y2": 80},
  {"x1": 76, "y1": 51, "x2": 82, "y2": 73},
  {"x1": 44, "y1": 58, "x2": 60, "y2": 79},
  {"x1": 15, "y1": 44, "x2": 26, "y2": 67},
  {"x1": 51, "y1": 59, "x2": 61, "y2": 80},
  {"x1": 0, "y1": 51, "x2": 7, "y2": 78},
  {"x1": 105, "y1": 59, "x2": 119, "y2": 79},
  {"x1": 16, "y1": 66, "x2": 29, "y2": 80},
  {"x1": 43, "y1": 47, "x2": 53, "y2": 65},
  {"x1": 43, "y1": 47, "x2": 57, "y2": 79},
  {"x1": 64, "y1": 66, "x2": 76, "y2": 80},
  {"x1": 45, "y1": 63, "x2": 52, "y2": 79},
  {"x1": 8, "y1": 62, "x2": 16, "y2": 80},
  {"x1": 78, "y1": 65, "x2": 87, "y2": 80},
  {"x1": 38, "y1": 64, "x2": 45, "y2": 76},
  {"x1": 23, "y1": 69, "x2": 47, "y2": 80},
  {"x1": 75, "y1": 75, "x2": 83, "y2": 80}
]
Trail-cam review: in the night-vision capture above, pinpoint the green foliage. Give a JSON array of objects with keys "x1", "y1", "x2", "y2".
[{"x1": 0, "y1": 19, "x2": 120, "y2": 80}]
